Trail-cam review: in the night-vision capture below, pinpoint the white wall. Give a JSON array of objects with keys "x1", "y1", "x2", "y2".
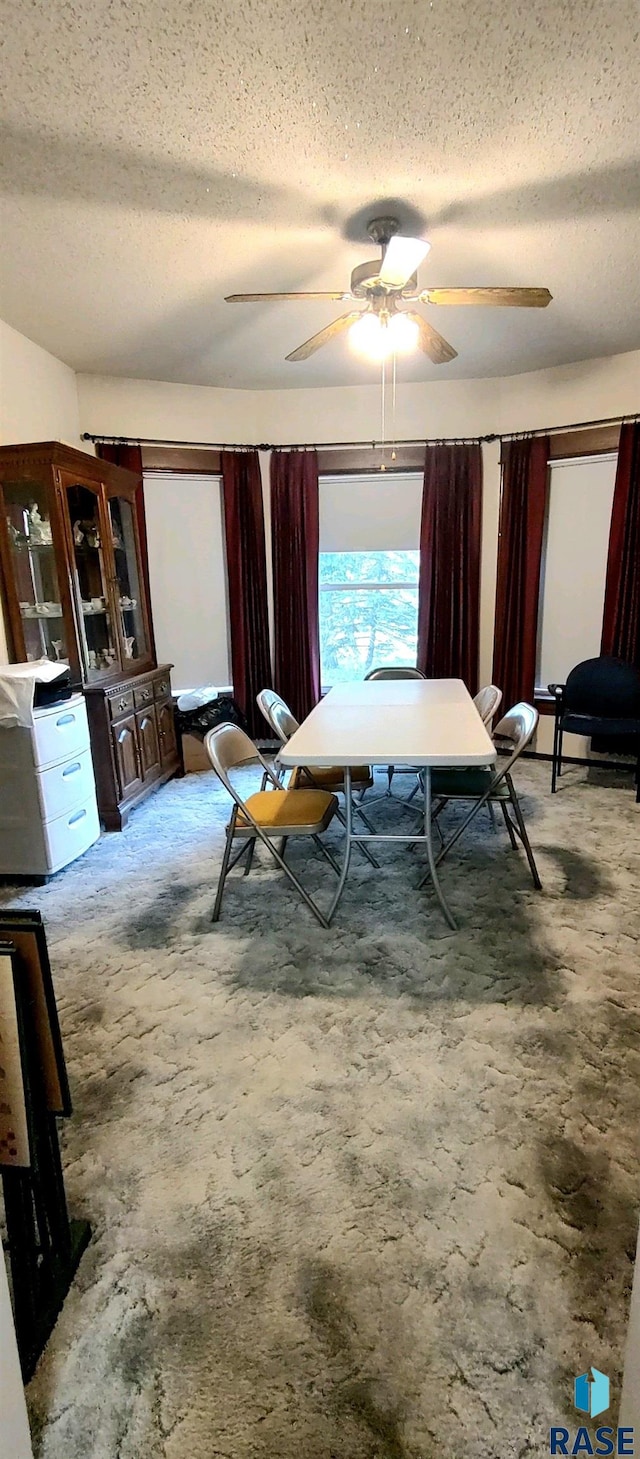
[
  {"x1": 0, "y1": 320, "x2": 83, "y2": 451},
  {"x1": 79, "y1": 350, "x2": 639, "y2": 747},
  {"x1": 0, "y1": 320, "x2": 90, "y2": 664},
  {"x1": 77, "y1": 350, "x2": 640, "y2": 446},
  {"x1": 0, "y1": 1250, "x2": 32, "y2": 1459},
  {"x1": 4, "y1": 340, "x2": 638, "y2": 734}
]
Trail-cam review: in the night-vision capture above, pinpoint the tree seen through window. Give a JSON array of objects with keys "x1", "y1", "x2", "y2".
[{"x1": 319, "y1": 550, "x2": 419, "y2": 684}]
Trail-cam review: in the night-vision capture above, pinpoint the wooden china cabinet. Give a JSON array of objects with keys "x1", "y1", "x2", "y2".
[{"x1": 0, "y1": 442, "x2": 180, "y2": 829}]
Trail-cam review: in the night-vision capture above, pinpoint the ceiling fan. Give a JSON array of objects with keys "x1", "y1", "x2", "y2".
[{"x1": 225, "y1": 215, "x2": 552, "y2": 365}]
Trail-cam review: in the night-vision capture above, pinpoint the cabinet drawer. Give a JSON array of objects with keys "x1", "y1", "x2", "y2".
[
  {"x1": 36, "y1": 749, "x2": 96, "y2": 822},
  {"x1": 43, "y1": 796, "x2": 100, "y2": 874},
  {"x1": 108, "y1": 689, "x2": 135, "y2": 720},
  {"x1": 154, "y1": 673, "x2": 171, "y2": 700},
  {"x1": 134, "y1": 683, "x2": 155, "y2": 710},
  {"x1": 32, "y1": 697, "x2": 90, "y2": 768}
]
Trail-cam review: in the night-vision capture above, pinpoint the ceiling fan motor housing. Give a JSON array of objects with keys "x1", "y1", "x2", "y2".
[
  {"x1": 352, "y1": 216, "x2": 417, "y2": 297},
  {"x1": 350, "y1": 260, "x2": 418, "y2": 299}
]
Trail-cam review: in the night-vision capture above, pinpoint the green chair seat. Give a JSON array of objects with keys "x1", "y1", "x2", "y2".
[{"x1": 430, "y1": 767, "x2": 510, "y2": 799}]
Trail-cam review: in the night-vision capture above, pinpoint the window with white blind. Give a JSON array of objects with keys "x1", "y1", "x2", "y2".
[
  {"x1": 536, "y1": 454, "x2": 617, "y2": 690},
  {"x1": 143, "y1": 472, "x2": 230, "y2": 692},
  {"x1": 319, "y1": 472, "x2": 423, "y2": 685}
]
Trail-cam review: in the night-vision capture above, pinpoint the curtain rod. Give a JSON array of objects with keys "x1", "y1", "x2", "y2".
[{"x1": 82, "y1": 413, "x2": 637, "y2": 452}]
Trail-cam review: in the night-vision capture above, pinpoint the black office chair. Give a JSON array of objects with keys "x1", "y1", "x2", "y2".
[{"x1": 548, "y1": 656, "x2": 640, "y2": 800}]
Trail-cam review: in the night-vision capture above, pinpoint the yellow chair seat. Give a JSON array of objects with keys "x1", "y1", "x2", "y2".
[
  {"x1": 290, "y1": 764, "x2": 372, "y2": 790},
  {"x1": 234, "y1": 788, "x2": 337, "y2": 835}
]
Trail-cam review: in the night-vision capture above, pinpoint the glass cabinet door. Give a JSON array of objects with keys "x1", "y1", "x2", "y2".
[
  {"x1": 63, "y1": 480, "x2": 119, "y2": 679},
  {"x1": 2, "y1": 476, "x2": 69, "y2": 664},
  {"x1": 108, "y1": 496, "x2": 149, "y2": 666}
]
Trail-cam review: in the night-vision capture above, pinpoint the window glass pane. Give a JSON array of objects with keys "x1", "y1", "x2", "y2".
[
  {"x1": 319, "y1": 551, "x2": 419, "y2": 684},
  {"x1": 319, "y1": 549, "x2": 419, "y2": 586}
]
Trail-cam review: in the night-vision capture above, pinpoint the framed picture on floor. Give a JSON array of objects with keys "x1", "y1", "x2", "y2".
[{"x1": 0, "y1": 910, "x2": 71, "y2": 1116}]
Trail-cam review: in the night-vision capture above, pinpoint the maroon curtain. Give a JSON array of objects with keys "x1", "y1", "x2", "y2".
[
  {"x1": 417, "y1": 442, "x2": 483, "y2": 691},
  {"x1": 96, "y1": 442, "x2": 154, "y2": 653},
  {"x1": 270, "y1": 450, "x2": 320, "y2": 721},
  {"x1": 221, "y1": 451, "x2": 272, "y2": 738},
  {"x1": 601, "y1": 422, "x2": 640, "y2": 668},
  {"x1": 492, "y1": 436, "x2": 549, "y2": 708}
]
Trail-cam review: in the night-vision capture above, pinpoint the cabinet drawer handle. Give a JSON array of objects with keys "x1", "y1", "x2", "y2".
[
  {"x1": 62, "y1": 762, "x2": 81, "y2": 777},
  {"x1": 141, "y1": 688, "x2": 152, "y2": 700},
  {"x1": 68, "y1": 808, "x2": 87, "y2": 826},
  {"x1": 158, "y1": 681, "x2": 168, "y2": 695},
  {"x1": 118, "y1": 698, "x2": 129, "y2": 711},
  {"x1": 56, "y1": 712, "x2": 76, "y2": 727}
]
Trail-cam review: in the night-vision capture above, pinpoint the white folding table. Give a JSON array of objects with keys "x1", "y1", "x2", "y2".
[{"x1": 279, "y1": 679, "x2": 497, "y2": 928}]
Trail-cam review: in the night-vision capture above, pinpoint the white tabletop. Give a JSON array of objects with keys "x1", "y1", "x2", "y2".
[{"x1": 280, "y1": 679, "x2": 497, "y2": 768}]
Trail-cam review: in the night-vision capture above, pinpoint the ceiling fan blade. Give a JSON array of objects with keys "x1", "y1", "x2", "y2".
[
  {"x1": 286, "y1": 311, "x2": 364, "y2": 362},
  {"x1": 405, "y1": 313, "x2": 458, "y2": 365},
  {"x1": 379, "y1": 235, "x2": 431, "y2": 289},
  {"x1": 225, "y1": 291, "x2": 351, "y2": 302},
  {"x1": 420, "y1": 287, "x2": 552, "y2": 308}
]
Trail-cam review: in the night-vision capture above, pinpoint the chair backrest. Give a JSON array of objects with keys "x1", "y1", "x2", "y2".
[
  {"x1": 364, "y1": 666, "x2": 426, "y2": 681},
  {"x1": 205, "y1": 722, "x2": 266, "y2": 795},
  {"x1": 256, "y1": 688, "x2": 299, "y2": 745},
  {"x1": 473, "y1": 684, "x2": 503, "y2": 727},
  {"x1": 564, "y1": 656, "x2": 640, "y2": 718},
  {"x1": 492, "y1": 702, "x2": 539, "y2": 774}
]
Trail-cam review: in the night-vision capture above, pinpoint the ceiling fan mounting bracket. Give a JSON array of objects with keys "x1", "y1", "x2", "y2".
[{"x1": 366, "y1": 215, "x2": 400, "y2": 249}]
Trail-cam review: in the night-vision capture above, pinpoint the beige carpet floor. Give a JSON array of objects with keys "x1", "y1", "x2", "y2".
[{"x1": 2, "y1": 758, "x2": 639, "y2": 1458}]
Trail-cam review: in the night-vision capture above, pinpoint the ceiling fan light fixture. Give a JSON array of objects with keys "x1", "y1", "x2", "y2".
[
  {"x1": 349, "y1": 312, "x2": 387, "y2": 360},
  {"x1": 387, "y1": 311, "x2": 420, "y2": 354},
  {"x1": 349, "y1": 310, "x2": 420, "y2": 360}
]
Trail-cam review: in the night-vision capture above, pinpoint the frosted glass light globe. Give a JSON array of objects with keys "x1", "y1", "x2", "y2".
[
  {"x1": 387, "y1": 312, "x2": 420, "y2": 354},
  {"x1": 349, "y1": 310, "x2": 419, "y2": 361},
  {"x1": 349, "y1": 312, "x2": 386, "y2": 359}
]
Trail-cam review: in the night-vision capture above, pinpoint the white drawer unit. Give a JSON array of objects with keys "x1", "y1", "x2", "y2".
[
  {"x1": 31, "y1": 698, "x2": 91, "y2": 769},
  {"x1": 0, "y1": 693, "x2": 100, "y2": 878},
  {"x1": 36, "y1": 749, "x2": 96, "y2": 823}
]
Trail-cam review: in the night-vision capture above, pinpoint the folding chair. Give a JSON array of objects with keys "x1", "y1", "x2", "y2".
[
  {"x1": 256, "y1": 689, "x2": 380, "y2": 867},
  {"x1": 205, "y1": 723, "x2": 339, "y2": 927},
  {"x1": 364, "y1": 666, "x2": 426, "y2": 801},
  {"x1": 418, "y1": 702, "x2": 542, "y2": 892},
  {"x1": 473, "y1": 684, "x2": 503, "y2": 727}
]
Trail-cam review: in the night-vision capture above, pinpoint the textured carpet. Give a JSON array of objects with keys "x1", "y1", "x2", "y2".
[{"x1": 2, "y1": 759, "x2": 640, "y2": 1459}]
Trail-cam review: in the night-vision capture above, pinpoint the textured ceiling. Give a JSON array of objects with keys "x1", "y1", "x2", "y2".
[{"x1": 1, "y1": 0, "x2": 639, "y2": 389}]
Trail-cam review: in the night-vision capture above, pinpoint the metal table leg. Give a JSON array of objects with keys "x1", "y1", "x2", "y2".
[
  {"x1": 328, "y1": 765, "x2": 354, "y2": 924},
  {"x1": 422, "y1": 766, "x2": 457, "y2": 930}
]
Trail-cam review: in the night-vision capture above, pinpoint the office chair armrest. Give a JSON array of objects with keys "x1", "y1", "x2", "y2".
[{"x1": 547, "y1": 682, "x2": 565, "y2": 722}]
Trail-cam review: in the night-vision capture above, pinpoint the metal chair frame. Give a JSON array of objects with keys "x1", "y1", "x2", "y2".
[
  {"x1": 256, "y1": 689, "x2": 380, "y2": 867},
  {"x1": 417, "y1": 702, "x2": 542, "y2": 892},
  {"x1": 363, "y1": 666, "x2": 426, "y2": 804},
  {"x1": 205, "y1": 723, "x2": 340, "y2": 928}
]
